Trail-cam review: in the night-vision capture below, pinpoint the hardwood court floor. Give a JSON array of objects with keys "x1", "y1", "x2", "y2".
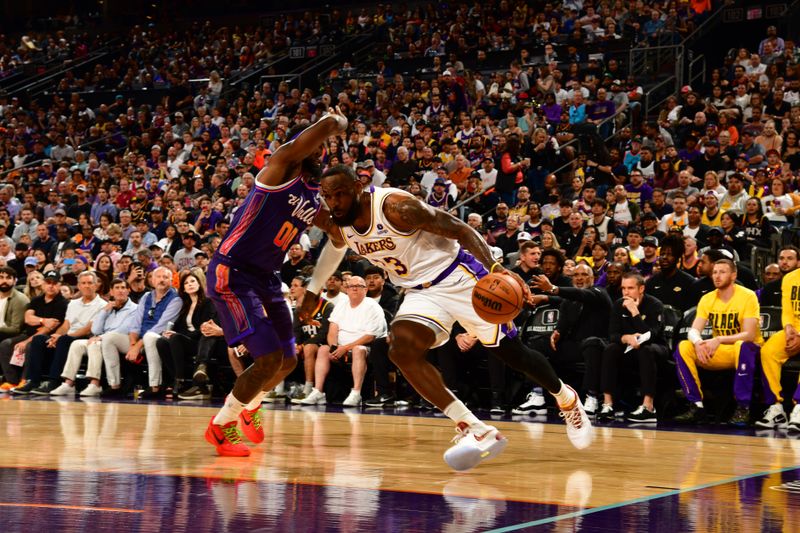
[{"x1": 0, "y1": 398, "x2": 799, "y2": 532}]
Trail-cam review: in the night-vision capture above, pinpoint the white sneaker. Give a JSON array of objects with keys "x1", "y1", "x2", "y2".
[
  {"x1": 292, "y1": 388, "x2": 326, "y2": 405},
  {"x1": 443, "y1": 422, "x2": 508, "y2": 471},
  {"x1": 558, "y1": 386, "x2": 594, "y2": 450},
  {"x1": 79, "y1": 383, "x2": 103, "y2": 397},
  {"x1": 511, "y1": 390, "x2": 547, "y2": 415},
  {"x1": 49, "y1": 382, "x2": 75, "y2": 396},
  {"x1": 342, "y1": 390, "x2": 362, "y2": 407},
  {"x1": 788, "y1": 404, "x2": 800, "y2": 433},
  {"x1": 755, "y1": 403, "x2": 788, "y2": 429},
  {"x1": 584, "y1": 396, "x2": 598, "y2": 416}
]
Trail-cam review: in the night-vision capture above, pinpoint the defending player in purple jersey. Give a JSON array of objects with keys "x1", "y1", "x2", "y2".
[{"x1": 204, "y1": 107, "x2": 348, "y2": 457}]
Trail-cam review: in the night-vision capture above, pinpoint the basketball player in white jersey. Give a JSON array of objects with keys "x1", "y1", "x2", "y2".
[{"x1": 303, "y1": 165, "x2": 593, "y2": 471}]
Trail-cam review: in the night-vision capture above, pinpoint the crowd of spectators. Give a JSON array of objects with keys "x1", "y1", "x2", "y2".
[{"x1": 0, "y1": 2, "x2": 799, "y2": 428}]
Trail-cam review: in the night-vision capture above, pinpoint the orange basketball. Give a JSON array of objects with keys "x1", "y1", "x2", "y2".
[{"x1": 471, "y1": 273, "x2": 524, "y2": 324}]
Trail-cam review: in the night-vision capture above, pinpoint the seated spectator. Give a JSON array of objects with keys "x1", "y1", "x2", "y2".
[
  {"x1": 296, "y1": 276, "x2": 387, "y2": 407},
  {"x1": 527, "y1": 264, "x2": 611, "y2": 415},
  {"x1": 646, "y1": 234, "x2": 695, "y2": 311},
  {"x1": 23, "y1": 270, "x2": 44, "y2": 300},
  {"x1": 49, "y1": 278, "x2": 138, "y2": 396},
  {"x1": 674, "y1": 260, "x2": 762, "y2": 426},
  {"x1": 759, "y1": 246, "x2": 799, "y2": 306},
  {"x1": 597, "y1": 272, "x2": 669, "y2": 423},
  {"x1": 288, "y1": 276, "x2": 334, "y2": 404},
  {"x1": 280, "y1": 243, "x2": 311, "y2": 286},
  {"x1": 126, "y1": 261, "x2": 149, "y2": 302},
  {"x1": 362, "y1": 266, "x2": 401, "y2": 407},
  {"x1": 14, "y1": 271, "x2": 105, "y2": 394},
  {"x1": 0, "y1": 268, "x2": 31, "y2": 390},
  {"x1": 125, "y1": 267, "x2": 182, "y2": 399},
  {"x1": 158, "y1": 271, "x2": 223, "y2": 400},
  {"x1": 2, "y1": 270, "x2": 67, "y2": 392},
  {"x1": 174, "y1": 230, "x2": 201, "y2": 272}
]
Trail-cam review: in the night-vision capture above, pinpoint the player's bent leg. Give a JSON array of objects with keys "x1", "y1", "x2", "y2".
[
  {"x1": 760, "y1": 332, "x2": 789, "y2": 406},
  {"x1": 388, "y1": 320, "x2": 455, "y2": 410},
  {"x1": 390, "y1": 320, "x2": 507, "y2": 471},
  {"x1": 674, "y1": 340, "x2": 703, "y2": 402},
  {"x1": 674, "y1": 341, "x2": 707, "y2": 423},
  {"x1": 487, "y1": 335, "x2": 593, "y2": 449}
]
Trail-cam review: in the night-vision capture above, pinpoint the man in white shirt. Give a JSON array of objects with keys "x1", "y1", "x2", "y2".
[
  {"x1": 50, "y1": 278, "x2": 138, "y2": 397},
  {"x1": 323, "y1": 272, "x2": 349, "y2": 308},
  {"x1": 29, "y1": 271, "x2": 107, "y2": 394},
  {"x1": 357, "y1": 159, "x2": 387, "y2": 188},
  {"x1": 612, "y1": 185, "x2": 636, "y2": 229},
  {"x1": 477, "y1": 157, "x2": 498, "y2": 190},
  {"x1": 173, "y1": 231, "x2": 202, "y2": 271},
  {"x1": 298, "y1": 275, "x2": 387, "y2": 407},
  {"x1": 659, "y1": 193, "x2": 690, "y2": 232},
  {"x1": 718, "y1": 173, "x2": 749, "y2": 215}
]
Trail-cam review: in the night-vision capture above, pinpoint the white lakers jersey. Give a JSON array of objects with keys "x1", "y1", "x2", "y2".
[{"x1": 341, "y1": 187, "x2": 460, "y2": 288}]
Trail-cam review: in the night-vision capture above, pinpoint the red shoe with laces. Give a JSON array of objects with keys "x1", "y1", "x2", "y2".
[
  {"x1": 205, "y1": 417, "x2": 251, "y2": 457},
  {"x1": 239, "y1": 406, "x2": 265, "y2": 444}
]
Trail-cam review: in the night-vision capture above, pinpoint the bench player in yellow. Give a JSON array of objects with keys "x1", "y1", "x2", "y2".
[
  {"x1": 674, "y1": 258, "x2": 763, "y2": 426},
  {"x1": 756, "y1": 266, "x2": 800, "y2": 431}
]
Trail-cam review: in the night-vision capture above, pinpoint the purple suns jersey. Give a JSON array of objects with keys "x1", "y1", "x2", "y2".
[{"x1": 217, "y1": 175, "x2": 320, "y2": 272}]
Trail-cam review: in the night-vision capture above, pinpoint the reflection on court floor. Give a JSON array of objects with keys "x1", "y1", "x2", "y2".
[{"x1": 0, "y1": 398, "x2": 798, "y2": 532}]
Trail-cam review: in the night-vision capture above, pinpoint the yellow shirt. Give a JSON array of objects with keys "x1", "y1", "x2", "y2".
[
  {"x1": 701, "y1": 208, "x2": 725, "y2": 227},
  {"x1": 781, "y1": 269, "x2": 800, "y2": 329},
  {"x1": 696, "y1": 284, "x2": 763, "y2": 344}
]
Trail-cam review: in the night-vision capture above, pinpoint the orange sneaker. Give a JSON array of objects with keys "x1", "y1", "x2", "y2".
[
  {"x1": 205, "y1": 417, "x2": 251, "y2": 457},
  {"x1": 239, "y1": 407, "x2": 265, "y2": 444},
  {"x1": 0, "y1": 379, "x2": 23, "y2": 392}
]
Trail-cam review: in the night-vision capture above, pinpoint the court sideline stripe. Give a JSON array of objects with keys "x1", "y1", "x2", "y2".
[
  {"x1": 0, "y1": 502, "x2": 143, "y2": 513},
  {"x1": 484, "y1": 464, "x2": 800, "y2": 533}
]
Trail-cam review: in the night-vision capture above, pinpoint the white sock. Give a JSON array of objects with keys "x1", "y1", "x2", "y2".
[
  {"x1": 213, "y1": 393, "x2": 248, "y2": 425},
  {"x1": 246, "y1": 391, "x2": 267, "y2": 411},
  {"x1": 274, "y1": 381, "x2": 285, "y2": 395},
  {"x1": 443, "y1": 399, "x2": 483, "y2": 428},
  {"x1": 304, "y1": 381, "x2": 313, "y2": 395},
  {"x1": 695, "y1": 401, "x2": 704, "y2": 408},
  {"x1": 551, "y1": 381, "x2": 577, "y2": 408}
]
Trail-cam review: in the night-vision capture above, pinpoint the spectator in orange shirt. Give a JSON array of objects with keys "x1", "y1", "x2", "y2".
[{"x1": 448, "y1": 154, "x2": 472, "y2": 191}]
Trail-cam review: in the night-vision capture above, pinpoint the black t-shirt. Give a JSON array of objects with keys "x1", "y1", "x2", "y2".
[
  {"x1": 26, "y1": 293, "x2": 69, "y2": 336},
  {"x1": 645, "y1": 269, "x2": 696, "y2": 312},
  {"x1": 759, "y1": 279, "x2": 782, "y2": 307},
  {"x1": 293, "y1": 299, "x2": 333, "y2": 345}
]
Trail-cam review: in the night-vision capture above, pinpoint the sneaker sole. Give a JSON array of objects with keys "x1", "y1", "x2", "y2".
[
  {"x1": 754, "y1": 419, "x2": 788, "y2": 429},
  {"x1": 443, "y1": 433, "x2": 508, "y2": 472},
  {"x1": 627, "y1": 418, "x2": 657, "y2": 423},
  {"x1": 511, "y1": 408, "x2": 548, "y2": 415}
]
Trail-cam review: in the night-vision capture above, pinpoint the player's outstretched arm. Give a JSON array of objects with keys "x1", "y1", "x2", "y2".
[
  {"x1": 298, "y1": 210, "x2": 349, "y2": 324},
  {"x1": 257, "y1": 106, "x2": 349, "y2": 187},
  {"x1": 384, "y1": 195, "x2": 532, "y2": 300}
]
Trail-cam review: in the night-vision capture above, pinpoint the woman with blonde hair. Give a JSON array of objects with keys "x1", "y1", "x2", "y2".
[
  {"x1": 540, "y1": 230, "x2": 561, "y2": 251},
  {"x1": 24, "y1": 270, "x2": 44, "y2": 299}
]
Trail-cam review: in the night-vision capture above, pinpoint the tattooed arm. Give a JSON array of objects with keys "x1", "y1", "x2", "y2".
[{"x1": 383, "y1": 194, "x2": 532, "y2": 300}]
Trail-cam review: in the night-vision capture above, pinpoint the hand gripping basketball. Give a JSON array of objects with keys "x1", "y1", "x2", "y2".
[{"x1": 471, "y1": 272, "x2": 525, "y2": 324}]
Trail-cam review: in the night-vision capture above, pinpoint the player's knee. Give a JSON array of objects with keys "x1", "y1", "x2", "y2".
[
  {"x1": 677, "y1": 340, "x2": 695, "y2": 360},
  {"x1": 281, "y1": 355, "x2": 298, "y2": 373},
  {"x1": 388, "y1": 323, "x2": 433, "y2": 367}
]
